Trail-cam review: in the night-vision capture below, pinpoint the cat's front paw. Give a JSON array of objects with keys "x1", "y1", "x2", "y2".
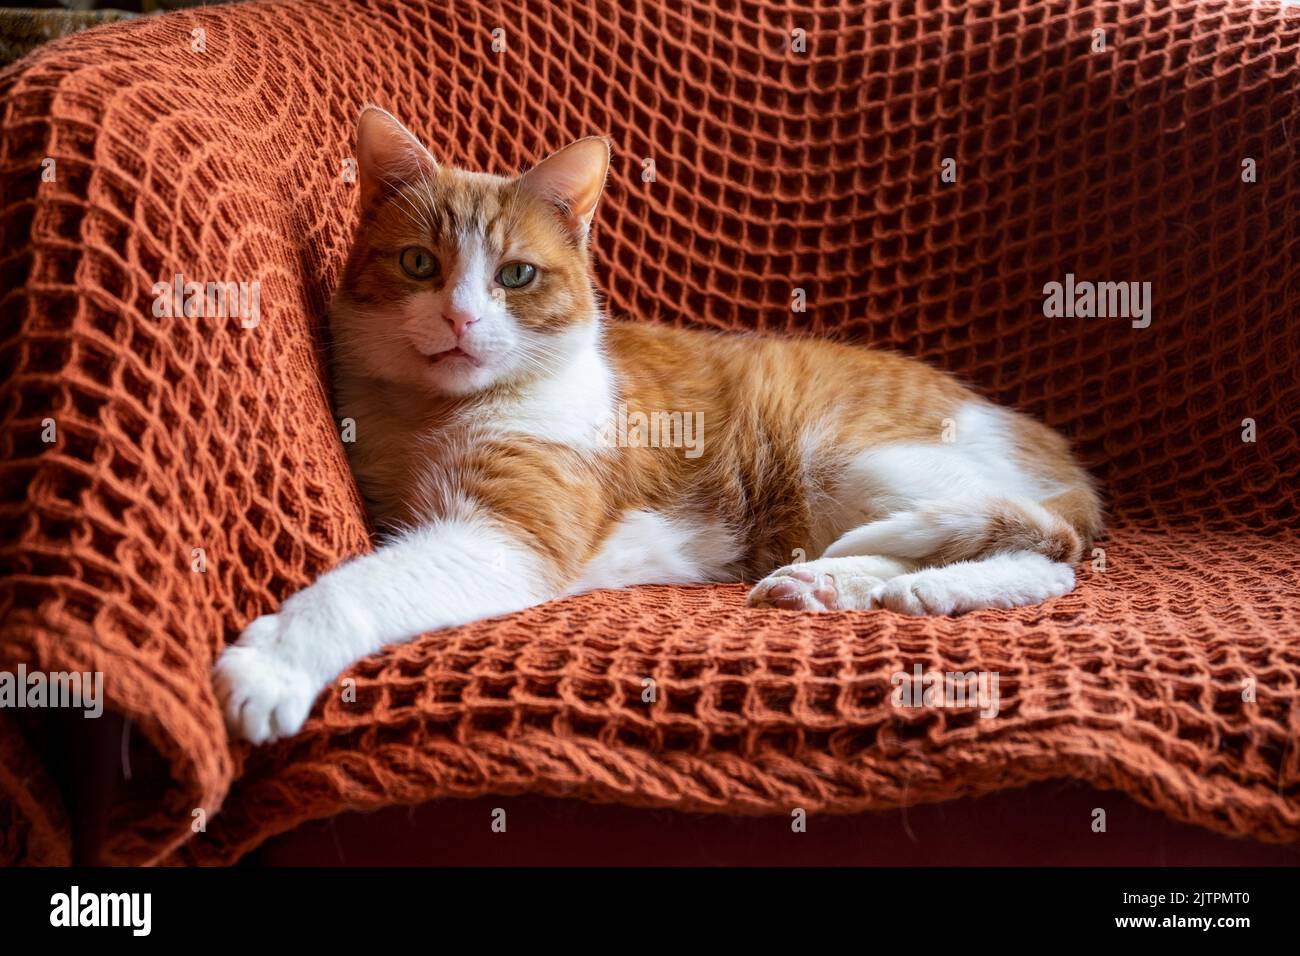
[{"x1": 213, "y1": 615, "x2": 320, "y2": 744}]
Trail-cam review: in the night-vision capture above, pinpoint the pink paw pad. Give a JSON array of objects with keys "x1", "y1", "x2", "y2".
[{"x1": 755, "y1": 571, "x2": 839, "y2": 610}]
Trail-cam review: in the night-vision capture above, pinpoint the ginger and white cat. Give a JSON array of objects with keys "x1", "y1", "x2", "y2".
[{"x1": 214, "y1": 107, "x2": 1102, "y2": 744}]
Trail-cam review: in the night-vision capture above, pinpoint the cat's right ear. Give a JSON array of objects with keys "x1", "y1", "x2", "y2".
[{"x1": 355, "y1": 106, "x2": 438, "y2": 209}]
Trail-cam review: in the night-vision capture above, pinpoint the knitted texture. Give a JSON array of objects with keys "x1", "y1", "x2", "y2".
[{"x1": 0, "y1": 0, "x2": 1297, "y2": 865}]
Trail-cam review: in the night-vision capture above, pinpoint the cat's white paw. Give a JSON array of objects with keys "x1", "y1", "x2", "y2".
[
  {"x1": 870, "y1": 556, "x2": 1075, "y2": 616},
  {"x1": 213, "y1": 614, "x2": 320, "y2": 744},
  {"x1": 747, "y1": 556, "x2": 906, "y2": 611},
  {"x1": 870, "y1": 576, "x2": 961, "y2": 615},
  {"x1": 748, "y1": 566, "x2": 843, "y2": 610}
]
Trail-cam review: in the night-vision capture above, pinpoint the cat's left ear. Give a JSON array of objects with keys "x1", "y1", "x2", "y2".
[{"x1": 519, "y1": 137, "x2": 610, "y2": 235}]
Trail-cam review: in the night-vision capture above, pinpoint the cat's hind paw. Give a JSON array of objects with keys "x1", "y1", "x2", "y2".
[
  {"x1": 747, "y1": 566, "x2": 843, "y2": 611},
  {"x1": 869, "y1": 552, "x2": 1075, "y2": 616},
  {"x1": 747, "y1": 556, "x2": 905, "y2": 611}
]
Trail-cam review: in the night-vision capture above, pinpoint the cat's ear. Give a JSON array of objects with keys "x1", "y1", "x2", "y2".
[
  {"x1": 355, "y1": 106, "x2": 438, "y2": 209},
  {"x1": 519, "y1": 137, "x2": 610, "y2": 235}
]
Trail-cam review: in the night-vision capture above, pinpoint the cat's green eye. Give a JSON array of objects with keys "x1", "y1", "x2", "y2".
[
  {"x1": 399, "y1": 247, "x2": 438, "y2": 280},
  {"x1": 497, "y1": 262, "x2": 536, "y2": 289}
]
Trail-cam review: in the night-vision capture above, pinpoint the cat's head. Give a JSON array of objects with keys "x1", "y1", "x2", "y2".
[{"x1": 331, "y1": 106, "x2": 609, "y2": 397}]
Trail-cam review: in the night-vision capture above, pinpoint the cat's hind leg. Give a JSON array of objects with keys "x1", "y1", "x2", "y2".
[
  {"x1": 795, "y1": 499, "x2": 1081, "y2": 615},
  {"x1": 868, "y1": 550, "x2": 1075, "y2": 616},
  {"x1": 746, "y1": 550, "x2": 1075, "y2": 615},
  {"x1": 808, "y1": 494, "x2": 1086, "y2": 615},
  {"x1": 820, "y1": 495, "x2": 1084, "y2": 566},
  {"x1": 746, "y1": 555, "x2": 912, "y2": 611}
]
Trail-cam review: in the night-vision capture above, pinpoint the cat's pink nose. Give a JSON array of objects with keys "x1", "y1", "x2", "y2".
[{"x1": 443, "y1": 309, "x2": 479, "y2": 339}]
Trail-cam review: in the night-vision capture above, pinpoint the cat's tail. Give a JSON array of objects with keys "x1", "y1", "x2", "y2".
[{"x1": 820, "y1": 488, "x2": 1102, "y2": 566}]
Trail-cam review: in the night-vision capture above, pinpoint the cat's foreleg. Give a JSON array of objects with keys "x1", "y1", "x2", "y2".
[{"x1": 213, "y1": 515, "x2": 548, "y2": 743}]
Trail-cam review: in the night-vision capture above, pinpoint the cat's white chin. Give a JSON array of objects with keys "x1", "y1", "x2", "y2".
[{"x1": 421, "y1": 358, "x2": 499, "y2": 396}]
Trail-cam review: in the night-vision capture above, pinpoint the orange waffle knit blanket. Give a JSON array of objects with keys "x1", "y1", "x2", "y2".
[{"x1": 0, "y1": 0, "x2": 1297, "y2": 865}]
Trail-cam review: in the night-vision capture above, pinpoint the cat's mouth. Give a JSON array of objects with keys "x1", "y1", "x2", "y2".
[{"x1": 423, "y1": 346, "x2": 482, "y2": 368}]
